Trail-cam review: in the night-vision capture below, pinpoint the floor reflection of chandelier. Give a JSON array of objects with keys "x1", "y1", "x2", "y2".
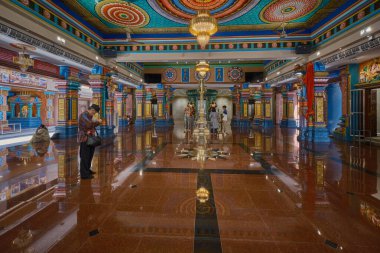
[
  {"x1": 196, "y1": 187, "x2": 209, "y2": 203},
  {"x1": 189, "y1": 9, "x2": 218, "y2": 49}
]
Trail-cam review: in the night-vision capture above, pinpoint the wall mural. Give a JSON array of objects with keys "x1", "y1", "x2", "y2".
[
  {"x1": 0, "y1": 67, "x2": 48, "y2": 88},
  {"x1": 359, "y1": 58, "x2": 380, "y2": 83},
  {"x1": 182, "y1": 68, "x2": 190, "y2": 83},
  {"x1": 228, "y1": 67, "x2": 244, "y2": 82},
  {"x1": 215, "y1": 67, "x2": 224, "y2": 82},
  {"x1": 163, "y1": 67, "x2": 177, "y2": 82}
]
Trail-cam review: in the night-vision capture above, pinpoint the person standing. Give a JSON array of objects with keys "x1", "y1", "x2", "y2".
[
  {"x1": 184, "y1": 103, "x2": 191, "y2": 132},
  {"x1": 78, "y1": 104, "x2": 102, "y2": 179},
  {"x1": 189, "y1": 102, "x2": 195, "y2": 132},
  {"x1": 222, "y1": 105, "x2": 228, "y2": 134},
  {"x1": 209, "y1": 107, "x2": 219, "y2": 135}
]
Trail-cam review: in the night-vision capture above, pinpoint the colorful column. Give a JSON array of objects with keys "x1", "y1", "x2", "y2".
[
  {"x1": 166, "y1": 87, "x2": 174, "y2": 125},
  {"x1": 280, "y1": 84, "x2": 297, "y2": 128},
  {"x1": 44, "y1": 91, "x2": 55, "y2": 126},
  {"x1": 135, "y1": 85, "x2": 147, "y2": 126},
  {"x1": 262, "y1": 84, "x2": 274, "y2": 128},
  {"x1": 297, "y1": 86, "x2": 308, "y2": 141},
  {"x1": 55, "y1": 66, "x2": 80, "y2": 138},
  {"x1": 333, "y1": 68, "x2": 350, "y2": 140},
  {"x1": 0, "y1": 86, "x2": 10, "y2": 125},
  {"x1": 88, "y1": 73, "x2": 114, "y2": 136},
  {"x1": 253, "y1": 89, "x2": 263, "y2": 126},
  {"x1": 231, "y1": 86, "x2": 240, "y2": 127},
  {"x1": 155, "y1": 83, "x2": 169, "y2": 126},
  {"x1": 144, "y1": 88, "x2": 153, "y2": 125},
  {"x1": 118, "y1": 87, "x2": 129, "y2": 127},
  {"x1": 239, "y1": 83, "x2": 251, "y2": 127},
  {"x1": 305, "y1": 63, "x2": 330, "y2": 142}
]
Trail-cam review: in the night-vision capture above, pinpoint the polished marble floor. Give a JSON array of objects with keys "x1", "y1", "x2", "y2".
[{"x1": 0, "y1": 123, "x2": 380, "y2": 253}]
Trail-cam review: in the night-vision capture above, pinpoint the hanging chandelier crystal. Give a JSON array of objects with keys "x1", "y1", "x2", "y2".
[
  {"x1": 13, "y1": 52, "x2": 34, "y2": 72},
  {"x1": 189, "y1": 10, "x2": 218, "y2": 49}
]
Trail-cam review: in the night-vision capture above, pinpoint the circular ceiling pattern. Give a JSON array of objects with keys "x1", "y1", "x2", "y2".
[
  {"x1": 261, "y1": 0, "x2": 321, "y2": 23},
  {"x1": 148, "y1": 0, "x2": 260, "y2": 24},
  {"x1": 95, "y1": 0, "x2": 149, "y2": 27}
]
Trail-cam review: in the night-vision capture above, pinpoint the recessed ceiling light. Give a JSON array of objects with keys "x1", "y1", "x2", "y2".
[
  {"x1": 96, "y1": 56, "x2": 99, "y2": 60},
  {"x1": 366, "y1": 26, "x2": 372, "y2": 33},
  {"x1": 317, "y1": 51, "x2": 320, "y2": 56},
  {"x1": 265, "y1": 77, "x2": 268, "y2": 81},
  {"x1": 277, "y1": 71, "x2": 280, "y2": 75},
  {"x1": 129, "y1": 73, "x2": 132, "y2": 77}
]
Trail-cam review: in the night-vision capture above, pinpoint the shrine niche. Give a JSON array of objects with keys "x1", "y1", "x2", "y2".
[
  {"x1": 359, "y1": 58, "x2": 380, "y2": 84},
  {"x1": 8, "y1": 94, "x2": 42, "y2": 128}
]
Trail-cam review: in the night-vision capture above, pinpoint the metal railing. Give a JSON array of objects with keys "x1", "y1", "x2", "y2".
[{"x1": 0, "y1": 123, "x2": 22, "y2": 135}]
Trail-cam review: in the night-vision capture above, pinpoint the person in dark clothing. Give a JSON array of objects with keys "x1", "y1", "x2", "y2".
[{"x1": 78, "y1": 104, "x2": 102, "y2": 179}]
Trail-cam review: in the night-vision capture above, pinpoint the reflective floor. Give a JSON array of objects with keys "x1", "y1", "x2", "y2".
[{"x1": 0, "y1": 124, "x2": 380, "y2": 253}]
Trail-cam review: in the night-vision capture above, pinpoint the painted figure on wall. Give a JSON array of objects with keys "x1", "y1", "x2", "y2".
[
  {"x1": 360, "y1": 59, "x2": 380, "y2": 83},
  {"x1": 215, "y1": 67, "x2": 224, "y2": 82},
  {"x1": 182, "y1": 68, "x2": 190, "y2": 83}
]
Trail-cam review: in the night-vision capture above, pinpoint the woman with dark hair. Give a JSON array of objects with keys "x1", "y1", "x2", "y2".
[
  {"x1": 78, "y1": 104, "x2": 102, "y2": 179},
  {"x1": 209, "y1": 107, "x2": 219, "y2": 135}
]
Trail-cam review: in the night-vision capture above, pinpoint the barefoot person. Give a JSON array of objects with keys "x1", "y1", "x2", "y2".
[{"x1": 78, "y1": 104, "x2": 102, "y2": 179}]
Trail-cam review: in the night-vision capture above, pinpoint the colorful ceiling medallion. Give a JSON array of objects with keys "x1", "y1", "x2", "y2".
[
  {"x1": 95, "y1": 0, "x2": 149, "y2": 28},
  {"x1": 148, "y1": 0, "x2": 260, "y2": 24},
  {"x1": 163, "y1": 67, "x2": 177, "y2": 82},
  {"x1": 261, "y1": 0, "x2": 321, "y2": 23},
  {"x1": 228, "y1": 67, "x2": 244, "y2": 82}
]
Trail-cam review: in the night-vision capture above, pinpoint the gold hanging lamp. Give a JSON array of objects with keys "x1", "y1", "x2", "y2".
[{"x1": 189, "y1": 9, "x2": 218, "y2": 49}]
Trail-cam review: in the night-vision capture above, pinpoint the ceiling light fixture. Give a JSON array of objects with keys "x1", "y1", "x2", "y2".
[
  {"x1": 13, "y1": 45, "x2": 34, "y2": 72},
  {"x1": 189, "y1": 3, "x2": 218, "y2": 49}
]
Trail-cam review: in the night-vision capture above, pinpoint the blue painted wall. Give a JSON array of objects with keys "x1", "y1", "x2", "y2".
[{"x1": 327, "y1": 83, "x2": 342, "y2": 133}]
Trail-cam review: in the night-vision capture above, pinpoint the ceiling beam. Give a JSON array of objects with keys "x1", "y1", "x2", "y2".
[{"x1": 117, "y1": 50, "x2": 298, "y2": 63}]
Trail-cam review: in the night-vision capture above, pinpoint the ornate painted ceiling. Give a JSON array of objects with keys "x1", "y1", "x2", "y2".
[{"x1": 43, "y1": 0, "x2": 347, "y2": 36}]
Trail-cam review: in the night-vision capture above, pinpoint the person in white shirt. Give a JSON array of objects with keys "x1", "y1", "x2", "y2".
[{"x1": 222, "y1": 105, "x2": 228, "y2": 134}]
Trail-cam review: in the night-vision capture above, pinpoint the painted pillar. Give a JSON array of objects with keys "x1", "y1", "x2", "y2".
[
  {"x1": 166, "y1": 87, "x2": 174, "y2": 125},
  {"x1": 240, "y1": 83, "x2": 250, "y2": 127},
  {"x1": 262, "y1": 84, "x2": 274, "y2": 128},
  {"x1": 305, "y1": 63, "x2": 330, "y2": 143},
  {"x1": 28, "y1": 103, "x2": 33, "y2": 118},
  {"x1": 155, "y1": 83, "x2": 169, "y2": 126},
  {"x1": 135, "y1": 85, "x2": 146, "y2": 127},
  {"x1": 297, "y1": 86, "x2": 308, "y2": 141},
  {"x1": 253, "y1": 89, "x2": 263, "y2": 126},
  {"x1": 0, "y1": 86, "x2": 10, "y2": 125},
  {"x1": 119, "y1": 87, "x2": 129, "y2": 127},
  {"x1": 105, "y1": 74, "x2": 116, "y2": 135},
  {"x1": 44, "y1": 91, "x2": 57, "y2": 126},
  {"x1": 231, "y1": 86, "x2": 240, "y2": 127},
  {"x1": 145, "y1": 88, "x2": 152, "y2": 124},
  {"x1": 280, "y1": 84, "x2": 297, "y2": 128},
  {"x1": 55, "y1": 66, "x2": 80, "y2": 138},
  {"x1": 333, "y1": 68, "x2": 350, "y2": 140},
  {"x1": 88, "y1": 72, "x2": 114, "y2": 136}
]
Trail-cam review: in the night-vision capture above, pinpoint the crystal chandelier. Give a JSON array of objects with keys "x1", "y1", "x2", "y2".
[
  {"x1": 189, "y1": 10, "x2": 218, "y2": 49},
  {"x1": 13, "y1": 52, "x2": 34, "y2": 72}
]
